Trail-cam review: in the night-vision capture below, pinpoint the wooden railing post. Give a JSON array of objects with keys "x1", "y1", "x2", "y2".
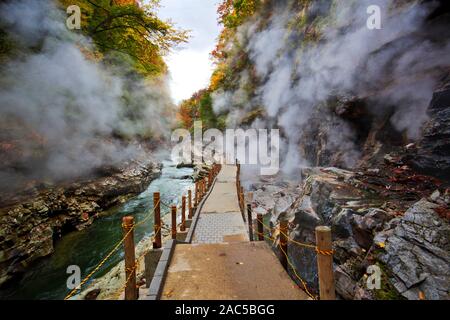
[
  {"x1": 247, "y1": 204, "x2": 253, "y2": 241},
  {"x1": 171, "y1": 205, "x2": 177, "y2": 240},
  {"x1": 122, "y1": 216, "x2": 137, "y2": 300},
  {"x1": 237, "y1": 179, "x2": 241, "y2": 204},
  {"x1": 208, "y1": 171, "x2": 212, "y2": 189},
  {"x1": 236, "y1": 159, "x2": 240, "y2": 177},
  {"x1": 181, "y1": 196, "x2": 186, "y2": 231},
  {"x1": 188, "y1": 189, "x2": 193, "y2": 219},
  {"x1": 257, "y1": 214, "x2": 264, "y2": 241},
  {"x1": 316, "y1": 226, "x2": 335, "y2": 300},
  {"x1": 194, "y1": 181, "x2": 199, "y2": 207},
  {"x1": 279, "y1": 220, "x2": 288, "y2": 270},
  {"x1": 240, "y1": 186, "x2": 245, "y2": 220},
  {"x1": 153, "y1": 192, "x2": 161, "y2": 249},
  {"x1": 201, "y1": 179, "x2": 205, "y2": 198}
]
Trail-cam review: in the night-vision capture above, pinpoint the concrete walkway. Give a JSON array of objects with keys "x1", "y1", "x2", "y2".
[
  {"x1": 192, "y1": 165, "x2": 248, "y2": 243},
  {"x1": 159, "y1": 165, "x2": 308, "y2": 300},
  {"x1": 161, "y1": 242, "x2": 308, "y2": 300}
]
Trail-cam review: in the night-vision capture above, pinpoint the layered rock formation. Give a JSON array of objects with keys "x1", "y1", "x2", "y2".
[
  {"x1": 412, "y1": 75, "x2": 450, "y2": 180},
  {"x1": 0, "y1": 159, "x2": 162, "y2": 287},
  {"x1": 249, "y1": 157, "x2": 449, "y2": 300}
]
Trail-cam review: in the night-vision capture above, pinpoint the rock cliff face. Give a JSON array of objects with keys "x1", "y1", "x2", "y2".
[
  {"x1": 238, "y1": 20, "x2": 450, "y2": 294},
  {"x1": 288, "y1": 166, "x2": 449, "y2": 300},
  {"x1": 0, "y1": 159, "x2": 162, "y2": 287},
  {"x1": 376, "y1": 199, "x2": 450, "y2": 300},
  {"x1": 249, "y1": 80, "x2": 450, "y2": 299},
  {"x1": 245, "y1": 76, "x2": 450, "y2": 301},
  {"x1": 250, "y1": 162, "x2": 449, "y2": 300},
  {"x1": 411, "y1": 75, "x2": 450, "y2": 180}
]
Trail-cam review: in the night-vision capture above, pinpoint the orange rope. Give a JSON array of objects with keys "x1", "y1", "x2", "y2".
[
  {"x1": 64, "y1": 200, "x2": 160, "y2": 300},
  {"x1": 116, "y1": 260, "x2": 139, "y2": 300},
  {"x1": 248, "y1": 221, "x2": 316, "y2": 300}
]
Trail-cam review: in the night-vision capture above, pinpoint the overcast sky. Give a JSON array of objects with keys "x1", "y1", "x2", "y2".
[{"x1": 157, "y1": 0, "x2": 221, "y2": 104}]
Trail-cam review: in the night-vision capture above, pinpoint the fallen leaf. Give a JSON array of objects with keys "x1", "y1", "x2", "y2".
[
  {"x1": 419, "y1": 291, "x2": 426, "y2": 300},
  {"x1": 164, "y1": 289, "x2": 174, "y2": 298},
  {"x1": 377, "y1": 242, "x2": 386, "y2": 249}
]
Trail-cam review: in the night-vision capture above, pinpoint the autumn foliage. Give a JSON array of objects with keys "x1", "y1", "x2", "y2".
[{"x1": 178, "y1": 0, "x2": 261, "y2": 129}]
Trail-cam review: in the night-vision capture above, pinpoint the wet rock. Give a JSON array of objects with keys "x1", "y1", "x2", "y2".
[
  {"x1": 335, "y1": 266, "x2": 356, "y2": 300},
  {"x1": 384, "y1": 153, "x2": 401, "y2": 165},
  {"x1": 378, "y1": 199, "x2": 450, "y2": 300},
  {"x1": 176, "y1": 162, "x2": 195, "y2": 169},
  {"x1": 292, "y1": 196, "x2": 322, "y2": 227},
  {"x1": 0, "y1": 160, "x2": 162, "y2": 287},
  {"x1": 84, "y1": 289, "x2": 101, "y2": 300},
  {"x1": 361, "y1": 209, "x2": 389, "y2": 231},
  {"x1": 331, "y1": 209, "x2": 354, "y2": 239},
  {"x1": 353, "y1": 285, "x2": 374, "y2": 300},
  {"x1": 249, "y1": 180, "x2": 298, "y2": 222},
  {"x1": 350, "y1": 219, "x2": 373, "y2": 250},
  {"x1": 430, "y1": 190, "x2": 440, "y2": 202},
  {"x1": 334, "y1": 238, "x2": 364, "y2": 263},
  {"x1": 192, "y1": 164, "x2": 211, "y2": 181},
  {"x1": 278, "y1": 164, "x2": 448, "y2": 299},
  {"x1": 411, "y1": 77, "x2": 450, "y2": 181},
  {"x1": 350, "y1": 208, "x2": 390, "y2": 249}
]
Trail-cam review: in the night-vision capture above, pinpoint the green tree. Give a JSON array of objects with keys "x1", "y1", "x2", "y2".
[{"x1": 59, "y1": 0, "x2": 188, "y2": 77}]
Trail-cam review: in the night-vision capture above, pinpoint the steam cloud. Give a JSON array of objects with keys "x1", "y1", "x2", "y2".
[
  {"x1": 212, "y1": 0, "x2": 450, "y2": 176},
  {"x1": 0, "y1": 0, "x2": 175, "y2": 193}
]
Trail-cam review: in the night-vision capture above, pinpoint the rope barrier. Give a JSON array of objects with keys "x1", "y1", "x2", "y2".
[
  {"x1": 64, "y1": 200, "x2": 160, "y2": 300},
  {"x1": 279, "y1": 244, "x2": 317, "y2": 300},
  {"x1": 116, "y1": 259, "x2": 139, "y2": 300},
  {"x1": 65, "y1": 168, "x2": 213, "y2": 301},
  {"x1": 160, "y1": 200, "x2": 174, "y2": 209},
  {"x1": 256, "y1": 216, "x2": 317, "y2": 250},
  {"x1": 315, "y1": 248, "x2": 334, "y2": 256},
  {"x1": 249, "y1": 210, "x2": 333, "y2": 300},
  {"x1": 252, "y1": 212, "x2": 335, "y2": 254},
  {"x1": 247, "y1": 220, "x2": 316, "y2": 300}
]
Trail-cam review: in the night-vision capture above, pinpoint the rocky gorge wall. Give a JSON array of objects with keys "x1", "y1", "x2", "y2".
[
  {"x1": 215, "y1": 0, "x2": 450, "y2": 300},
  {"x1": 249, "y1": 80, "x2": 450, "y2": 300},
  {"x1": 0, "y1": 159, "x2": 162, "y2": 287}
]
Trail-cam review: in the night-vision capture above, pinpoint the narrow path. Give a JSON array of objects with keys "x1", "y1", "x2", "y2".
[
  {"x1": 159, "y1": 165, "x2": 309, "y2": 300},
  {"x1": 192, "y1": 165, "x2": 248, "y2": 243}
]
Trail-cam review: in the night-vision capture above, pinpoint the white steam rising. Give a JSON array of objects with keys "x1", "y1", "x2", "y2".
[
  {"x1": 212, "y1": 0, "x2": 450, "y2": 176},
  {"x1": 0, "y1": 0, "x2": 174, "y2": 191}
]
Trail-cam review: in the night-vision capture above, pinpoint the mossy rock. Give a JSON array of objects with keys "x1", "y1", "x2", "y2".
[{"x1": 372, "y1": 261, "x2": 406, "y2": 300}]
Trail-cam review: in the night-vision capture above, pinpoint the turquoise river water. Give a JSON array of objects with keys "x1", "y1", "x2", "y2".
[{"x1": 0, "y1": 161, "x2": 193, "y2": 300}]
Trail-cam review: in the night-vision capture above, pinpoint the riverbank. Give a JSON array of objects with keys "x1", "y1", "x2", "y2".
[
  {"x1": 0, "y1": 158, "x2": 162, "y2": 288},
  {"x1": 75, "y1": 212, "x2": 174, "y2": 300},
  {"x1": 74, "y1": 163, "x2": 211, "y2": 300}
]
